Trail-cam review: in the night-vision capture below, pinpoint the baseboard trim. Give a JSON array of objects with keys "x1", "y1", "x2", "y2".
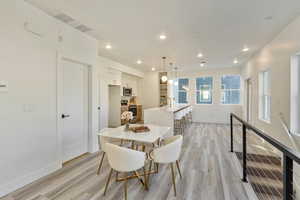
[{"x1": 0, "y1": 161, "x2": 61, "y2": 197}]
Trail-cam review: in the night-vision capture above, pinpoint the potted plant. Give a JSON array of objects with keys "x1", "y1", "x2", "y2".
[{"x1": 121, "y1": 111, "x2": 133, "y2": 131}]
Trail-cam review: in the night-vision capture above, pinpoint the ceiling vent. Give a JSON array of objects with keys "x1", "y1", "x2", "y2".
[
  {"x1": 54, "y1": 13, "x2": 74, "y2": 23},
  {"x1": 75, "y1": 24, "x2": 92, "y2": 32},
  {"x1": 54, "y1": 13, "x2": 93, "y2": 33}
]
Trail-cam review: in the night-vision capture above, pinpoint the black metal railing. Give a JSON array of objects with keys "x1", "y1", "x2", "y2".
[{"x1": 230, "y1": 113, "x2": 300, "y2": 200}]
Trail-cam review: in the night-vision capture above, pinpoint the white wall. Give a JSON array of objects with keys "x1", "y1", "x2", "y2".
[
  {"x1": 139, "y1": 72, "x2": 160, "y2": 109},
  {"x1": 96, "y1": 57, "x2": 144, "y2": 131},
  {"x1": 0, "y1": 1, "x2": 99, "y2": 196},
  {"x1": 139, "y1": 68, "x2": 242, "y2": 123},
  {"x1": 121, "y1": 73, "x2": 141, "y2": 97},
  {"x1": 171, "y1": 67, "x2": 243, "y2": 124},
  {"x1": 108, "y1": 86, "x2": 121, "y2": 127},
  {"x1": 291, "y1": 54, "x2": 300, "y2": 135},
  {"x1": 241, "y1": 15, "x2": 300, "y2": 148},
  {"x1": 0, "y1": 1, "x2": 144, "y2": 196}
]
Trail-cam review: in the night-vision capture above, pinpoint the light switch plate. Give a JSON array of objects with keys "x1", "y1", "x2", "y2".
[{"x1": 0, "y1": 80, "x2": 8, "y2": 92}]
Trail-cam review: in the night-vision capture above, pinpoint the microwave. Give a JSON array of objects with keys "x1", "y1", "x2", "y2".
[{"x1": 123, "y1": 87, "x2": 132, "y2": 96}]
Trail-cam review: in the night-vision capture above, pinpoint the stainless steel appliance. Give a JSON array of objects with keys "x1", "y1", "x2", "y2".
[
  {"x1": 128, "y1": 105, "x2": 137, "y2": 120},
  {"x1": 121, "y1": 99, "x2": 128, "y2": 106},
  {"x1": 123, "y1": 87, "x2": 132, "y2": 96}
]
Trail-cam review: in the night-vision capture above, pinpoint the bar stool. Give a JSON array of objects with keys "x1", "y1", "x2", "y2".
[
  {"x1": 188, "y1": 106, "x2": 193, "y2": 124},
  {"x1": 174, "y1": 110, "x2": 184, "y2": 135}
]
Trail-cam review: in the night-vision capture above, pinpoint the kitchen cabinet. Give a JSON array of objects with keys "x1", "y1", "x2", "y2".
[
  {"x1": 107, "y1": 67, "x2": 121, "y2": 85},
  {"x1": 121, "y1": 78, "x2": 138, "y2": 96}
]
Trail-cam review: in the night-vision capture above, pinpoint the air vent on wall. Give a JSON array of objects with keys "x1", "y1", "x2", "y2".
[
  {"x1": 54, "y1": 13, "x2": 74, "y2": 23},
  {"x1": 54, "y1": 13, "x2": 93, "y2": 33},
  {"x1": 75, "y1": 25, "x2": 92, "y2": 32}
]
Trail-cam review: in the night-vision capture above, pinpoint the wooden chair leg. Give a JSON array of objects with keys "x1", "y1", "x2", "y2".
[
  {"x1": 176, "y1": 160, "x2": 182, "y2": 179},
  {"x1": 170, "y1": 163, "x2": 177, "y2": 196},
  {"x1": 143, "y1": 167, "x2": 148, "y2": 190},
  {"x1": 97, "y1": 152, "x2": 106, "y2": 175},
  {"x1": 116, "y1": 172, "x2": 119, "y2": 182},
  {"x1": 124, "y1": 176, "x2": 128, "y2": 200},
  {"x1": 148, "y1": 160, "x2": 153, "y2": 182},
  {"x1": 134, "y1": 171, "x2": 145, "y2": 186},
  {"x1": 104, "y1": 168, "x2": 113, "y2": 196},
  {"x1": 142, "y1": 145, "x2": 146, "y2": 152}
]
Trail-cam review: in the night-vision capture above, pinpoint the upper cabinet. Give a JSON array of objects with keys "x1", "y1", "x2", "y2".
[
  {"x1": 106, "y1": 67, "x2": 122, "y2": 86},
  {"x1": 121, "y1": 74, "x2": 139, "y2": 96}
]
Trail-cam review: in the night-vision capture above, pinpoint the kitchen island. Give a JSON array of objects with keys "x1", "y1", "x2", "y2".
[{"x1": 144, "y1": 104, "x2": 191, "y2": 137}]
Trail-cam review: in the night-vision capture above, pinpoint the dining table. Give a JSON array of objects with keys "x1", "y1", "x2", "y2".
[
  {"x1": 97, "y1": 124, "x2": 171, "y2": 185},
  {"x1": 98, "y1": 124, "x2": 171, "y2": 145}
]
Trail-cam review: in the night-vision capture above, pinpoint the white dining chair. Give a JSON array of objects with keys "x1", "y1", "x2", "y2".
[
  {"x1": 149, "y1": 135, "x2": 183, "y2": 196},
  {"x1": 103, "y1": 143, "x2": 148, "y2": 200},
  {"x1": 97, "y1": 128, "x2": 122, "y2": 175}
]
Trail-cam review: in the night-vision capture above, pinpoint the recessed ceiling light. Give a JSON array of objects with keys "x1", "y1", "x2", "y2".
[
  {"x1": 136, "y1": 60, "x2": 142, "y2": 64},
  {"x1": 233, "y1": 59, "x2": 238, "y2": 64},
  {"x1": 197, "y1": 53, "x2": 203, "y2": 58},
  {"x1": 200, "y1": 61, "x2": 206, "y2": 67},
  {"x1": 159, "y1": 34, "x2": 166, "y2": 40},
  {"x1": 151, "y1": 67, "x2": 156, "y2": 71},
  {"x1": 105, "y1": 44, "x2": 112, "y2": 49},
  {"x1": 242, "y1": 47, "x2": 249, "y2": 52}
]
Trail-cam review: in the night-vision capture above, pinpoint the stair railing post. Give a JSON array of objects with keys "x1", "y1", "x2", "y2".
[
  {"x1": 283, "y1": 154, "x2": 293, "y2": 200},
  {"x1": 230, "y1": 114, "x2": 233, "y2": 153},
  {"x1": 242, "y1": 124, "x2": 247, "y2": 182}
]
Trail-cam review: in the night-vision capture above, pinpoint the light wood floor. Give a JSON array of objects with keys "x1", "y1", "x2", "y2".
[{"x1": 1, "y1": 123, "x2": 255, "y2": 200}]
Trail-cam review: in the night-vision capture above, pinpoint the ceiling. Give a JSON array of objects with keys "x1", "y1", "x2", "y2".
[{"x1": 27, "y1": 0, "x2": 300, "y2": 72}]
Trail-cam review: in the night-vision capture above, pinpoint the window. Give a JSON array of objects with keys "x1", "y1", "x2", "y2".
[
  {"x1": 176, "y1": 78, "x2": 189, "y2": 104},
  {"x1": 196, "y1": 77, "x2": 213, "y2": 104},
  {"x1": 221, "y1": 75, "x2": 241, "y2": 104},
  {"x1": 259, "y1": 70, "x2": 271, "y2": 122}
]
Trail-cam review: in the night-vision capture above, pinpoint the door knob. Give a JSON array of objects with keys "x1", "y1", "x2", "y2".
[{"x1": 61, "y1": 114, "x2": 70, "y2": 119}]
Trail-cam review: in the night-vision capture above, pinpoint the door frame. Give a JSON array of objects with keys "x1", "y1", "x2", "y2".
[
  {"x1": 56, "y1": 53, "x2": 93, "y2": 165},
  {"x1": 245, "y1": 78, "x2": 252, "y2": 122}
]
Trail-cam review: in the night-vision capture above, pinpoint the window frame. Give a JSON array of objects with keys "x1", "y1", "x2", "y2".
[
  {"x1": 195, "y1": 76, "x2": 213, "y2": 105},
  {"x1": 220, "y1": 74, "x2": 241, "y2": 105},
  {"x1": 176, "y1": 78, "x2": 190, "y2": 104},
  {"x1": 259, "y1": 70, "x2": 271, "y2": 123}
]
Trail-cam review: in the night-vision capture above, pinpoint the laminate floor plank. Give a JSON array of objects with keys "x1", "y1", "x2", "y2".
[{"x1": 2, "y1": 123, "x2": 254, "y2": 200}]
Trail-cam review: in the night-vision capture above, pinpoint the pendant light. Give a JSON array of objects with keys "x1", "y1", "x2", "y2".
[
  {"x1": 161, "y1": 57, "x2": 168, "y2": 82},
  {"x1": 174, "y1": 66, "x2": 178, "y2": 86},
  {"x1": 168, "y1": 62, "x2": 174, "y2": 84}
]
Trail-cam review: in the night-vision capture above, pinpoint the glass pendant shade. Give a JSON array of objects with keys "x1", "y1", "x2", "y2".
[{"x1": 161, "y1": 75, "x2": 168, "y2": 82}]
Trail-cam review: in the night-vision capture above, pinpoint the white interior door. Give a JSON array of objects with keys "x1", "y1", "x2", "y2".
[{"x1": 61, "y1": 59, "x2": 88, "y2": 162}]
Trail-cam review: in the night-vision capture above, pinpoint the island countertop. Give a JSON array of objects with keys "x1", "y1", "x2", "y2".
[{"x1": 144, "y1": 104, "x2": 191, "y2": 113}]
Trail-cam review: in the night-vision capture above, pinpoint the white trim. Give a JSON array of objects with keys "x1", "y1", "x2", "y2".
[
  {"x1": 259, "y1": 118, "x2": 271, "y2": 124},
  {"x1": 176, "y1": 78, "x2": 190, "y2": 104},
  {"x1": 195, "y1": 76, "x2": 214, "y2": 105},
  {"x1": 0, "y1": 161, "x2": 61, "y2": 197},
  {"x1": 56, "y1": 54, "x2": 94, "y2": 164},
  {"x1": 258, "y1": 70, "x2": 271, "y2": 122},
  {"x1": 220, "y1": 74, "x2": 241, "y2": 105}
]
